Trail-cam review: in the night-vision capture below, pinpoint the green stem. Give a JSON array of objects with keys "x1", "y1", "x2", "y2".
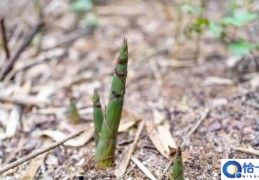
[
  {"x1": 93, "y1": 90, "x2": 104, "y2": 147},
  {"x1": 69, "y1": 99, "x2": 81, "y2": 125},
  {"x1": 171, "y1": 148, "x2": 184, "y2": 180},
  {"x1": 96, "y1": 38, "x2": 128, "y2": 168}
]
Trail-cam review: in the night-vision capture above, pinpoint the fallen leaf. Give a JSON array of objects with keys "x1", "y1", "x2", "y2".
[
  {"x1": 1, "y1": 82, "x2": 31, "y2": 140},
  {"x1": 146, "y1": 121, "x2": 177, "y2": 159},
  {"x1": 118, "y1": 110, "x2": 141, "y2": 132},
  {"x1": 40, "y1": 125, "x2": 94, "y2": 147},
  {"x1": 5, "y1": 105, "x2": 21, "y2": 138},
  {"x1": 153, "y1": 109, "x2": 166, "y2": 125}
]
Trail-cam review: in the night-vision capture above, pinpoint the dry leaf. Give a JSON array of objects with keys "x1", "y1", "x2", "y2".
[
  {"x1": 5, "y1": 105, "x2": 21, "y2": 138},
  {"x1": 1, "y1": 82, "x2": 31, "y2": 140},
  {"x1": 40, "y1": 126, "x2": 94, "y2": 147},
  {"x1": 146, "y1": 121, "x2": 177, "y2": 159},
  {"x1": 118, "y1": 110, "x2": 140, "y2": 132},
  {"x1": 131, "y1": 156, "x2": 157, "y2": 180},
  {"x1": 153, "y1": 109, "x2": 166, "y2": 125},
  {"x1": 203, "y1": 76, "x2": 234, "y2": 86}
]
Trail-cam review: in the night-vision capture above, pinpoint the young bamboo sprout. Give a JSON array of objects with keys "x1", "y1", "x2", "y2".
[
  {"x1": 171, "y1": 148, "x2": 184, "y2": 180},
  {"x1": 92, "y1": 90, "x2": 104, "y2": 146},
  {"x1": 69, "y1": 99, "x2": 81, "y2": 125},
  {"x1": 96, "y1": 38, "x2": 128, "y2": 168}
]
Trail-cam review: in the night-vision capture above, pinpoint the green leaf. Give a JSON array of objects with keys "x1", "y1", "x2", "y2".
[
  {"x1": 70, "y1": 0, "x2": 93, "y2": 12},
  {"x1": 209, "y1": 22, "x2": 224, "y2": 38},
  {"x1": 222, "y1": 11, "x2": 258, "y2": 27},
  {"x1": 184, "y1": 17, "x2": 209, "y2": 37},
  {"x1": 228, "y1": 40, "x2": 257, "y2": 56},
  {"x1": 195, "y1": 17, "x2": 209, "y2": 26},
  {"x1": 181, "y1": 4, "x2": 200, "y2": 14},
  {"x1": 83, "y1": 13, "x2": 98, "y2": 26}
]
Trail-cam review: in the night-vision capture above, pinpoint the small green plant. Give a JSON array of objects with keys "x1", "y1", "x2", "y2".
[
  {"x1": 179, "y1": 0, "x2": 258, "y2": 58},
  {"x1": 208, "y1": 7, "x2": 258, "y2": 57},
  {"x1": 182, "y1": 1, "x2": 208, "y2": 38},
  {"x1": 92, "y1": 90, "x2": 104, "y2": 146},
  {"x1": 70, "y1": 0, "x2": 98, "y2": 27},
  {"x1": 228, "y1": 40, "x2": 258, "y2": 57},
  {"x1": 174, "y1": 0, "x2": 207, "y2": 62},
  {"x1": 95, "y1": 38, "x2": 128, "y2": 168},
  {"x1": 69, "y1": 98, "x2": 81, "y2": 125},
  {"x1": 171, "y1": 148, "x2": 184, "y2": 180}
]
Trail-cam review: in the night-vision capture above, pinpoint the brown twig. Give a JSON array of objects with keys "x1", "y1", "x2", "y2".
[
  {"x1": 0, "y1": 22, "x2": 44, "y2": 80},
  {"x1": 0, "y1": 129, "x2": 84, "y2": 174},
  {"x1": 181, "y1": 109, "x2": 209, "y2": 148},
  {"x1": 115, "y1": 120, "x2": 145, "y2": 178},
  {"x1": 0, "y1": 94, "x2": 48, "y2": 107},
  {"x1": 0, "y1": 18, "x2": 10, "y2": 59},
  {"x1": 131, "y1": 156, "x2": 157, "y2": 180},
  {"x1": 232, "y1": 146, "x2": 259, "y2": 156}
]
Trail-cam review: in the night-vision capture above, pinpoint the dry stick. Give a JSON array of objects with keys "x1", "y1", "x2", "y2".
[
  {"x1": 232, "y1": 146, "x2": 259, "y2": 156},
  {"x1": 131, "y1": 156, "x2": 157, "y2": 180},
  {"x1": 0, "y1": 129, "x2": 84, "y2": 174},
  {"x1": 9, "y1": 25, "x2": 23, "y2": 50},
  {"x1": 115, "y1": 120, "x2": 145, "y2": 178},
  {"x1": 0, "y1": 94, "x2": 48, "y2": 107},
  {"x1": 0, "y1": 22, "x2": 44, "y2": 80},
  {"x1": 181, "y1": 108, "x2": 209, "y2": 148},
  {"x1": 0, "y1": 18, "x2": 10, "y2": 59}
]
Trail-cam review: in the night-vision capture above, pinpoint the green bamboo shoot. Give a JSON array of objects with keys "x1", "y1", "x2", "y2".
[
  {"x1": 96, "y1": 38, "x2": 128, "y2": 168},
  {"x1": 171, "y1": 148, "x2": 184, "y2": 180},
  {"x1": 69, "y1": 99, "x2": 80, "y2": 125},
  {"x1": 93, "y1": 90, "x2": 104, "y2": 146}
]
